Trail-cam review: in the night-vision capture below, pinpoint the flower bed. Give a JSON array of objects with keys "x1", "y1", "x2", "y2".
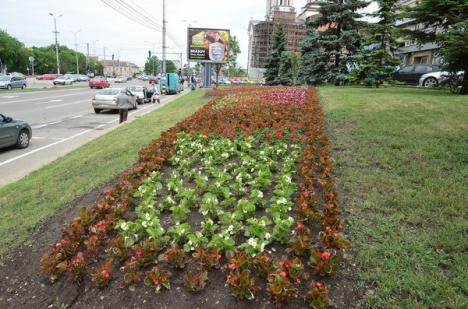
[{"x1": 40, "y1": 86, "x2": 348, "y2": 307}]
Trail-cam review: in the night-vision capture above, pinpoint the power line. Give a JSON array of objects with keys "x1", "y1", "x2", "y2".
[{"x1": 101, "y1": 0, "x2": 162, "y2": 32}]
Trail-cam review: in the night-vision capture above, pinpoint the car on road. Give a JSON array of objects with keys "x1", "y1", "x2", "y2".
[
  {"x1": 392, "y1": 64, "x2": 440, "y2": 85},
  {"x1": 0, "y1": 75, "x2": 27, "y2": 90},
  {"x1": 0, "y1": 114, "x2": 32, "y2": 149},
  {"x1": 92, "y1": 87, "x2": 137, "y2": 113},
  {"x1": 114, "y1": 76, "x2": 127, "y2": 83},
  {"x1": 53, "y1": 75, "x2": 74, "y2": 85},
  {"x1": 77, "y1": 74, "x2": 90, "y2": 82},
  {"x1": 36, "y1": 74, "x2": 57, "y2": 80},
  {"x1": 127, "y1": 85, "x2": 148, "y2": 104},
  {"x1": 89, "y1": 76, "x2": 110, "y2": 89}
]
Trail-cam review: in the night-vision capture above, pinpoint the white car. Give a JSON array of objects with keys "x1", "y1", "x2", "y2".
[
  {"x1": 419, "y1": 70, "x2": 464, "y2": 88},
  {"x1": 53, "y1": 75, "x2": 74, "y2": 85},
  {"x1": 114, "y1": 76, "x2": 126, "y2": 83},
  {"x1": 127, "y1": 85, "x2": 148, "y2": 104}
]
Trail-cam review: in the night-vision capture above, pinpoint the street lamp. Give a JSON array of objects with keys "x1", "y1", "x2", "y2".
[
  {"x1": 49, "y1": 12, "x2": 62, "y2": 75},
  {"x1": 70, "y1": 30, "x2": 81, "y2": 74}
]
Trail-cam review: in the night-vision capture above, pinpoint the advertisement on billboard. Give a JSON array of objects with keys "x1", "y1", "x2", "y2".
[{"x1": 187, "y1": 28, "x2": 230, "y2": 63}]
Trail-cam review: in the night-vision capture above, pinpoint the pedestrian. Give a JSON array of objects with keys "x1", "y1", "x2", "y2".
[
  {"x1": 117, "y1": 89, "x2": 134, "y2": 123},
  {"x1": 148, "y1": 80, "x2": 161, "y2": 104},
  {"x1": 190, "y1": 75, "x2": 196, "y2": 91}
]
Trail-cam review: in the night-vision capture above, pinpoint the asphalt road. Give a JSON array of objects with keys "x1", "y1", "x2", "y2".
[{"x1": 0, "y1": 81, "x2": 188, "y2": 185}]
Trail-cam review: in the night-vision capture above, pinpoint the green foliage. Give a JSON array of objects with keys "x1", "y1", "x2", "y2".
[
  {"x1": 145, "y1": 56, "x2": 160, "y2": 75},
  {"x1": 349, "y1": 0, "x2": 401, "y2": 87},
  {"x1": 264, "y1": 24, "x2": 288, "y2": 85},
  {"x1": 404, "y1": 0, "x2": 468, "y2": 94},
  {"x1": 300, "y1": 0, "x2": 368, "y2": 85},
  {"x1": 0, "y1": 30, "x2": 28, "y2": 73},
  {"x1": 165, "y1": 60, "x2": 177, "y2": 73},
  {"x1": 226, "y1": 35, "x2": 244, "y2": 77}
]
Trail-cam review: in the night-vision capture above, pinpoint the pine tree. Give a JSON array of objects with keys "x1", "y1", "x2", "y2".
[
  {"x1": 404, "y1": 0, "x2": 468, "y2": 94},
  {"x1": 300, "y1": 0, "x2": 368, "y2": 85},
  {"x1": 264, "y1": 24, "x2": 287, "y2": 85},
  {"x1": 350, "y1": 0, "x2": 401, "y2": 87},
  {"x1": 278, "y1": 52, "x2": 294, "y2": 86}
]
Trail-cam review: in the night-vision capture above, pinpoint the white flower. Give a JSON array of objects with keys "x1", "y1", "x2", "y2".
[
  {"x1": 145, "y1": 213, "x2": 151, "y2": 221},
  {"x1": 288, "y1": 216, "x2": 294, "y2": 223},
  {"x1": 247, "y1": 238, "x2": 257, "y2": 247},
  {"x1": 227, "y1": 225, "x2": 234, "y2": 232},
  {"x1": 120, "y1": 222, "x2": 129, "y2": 231},
  {"x1": 142, "y1": 221, "x2": 148, "y2": 228},
  {"x1": 265, "y1": 233, "x2": 271, "y2": 240},
  {"x1": 277, "y1": 197, "x2": 288, "y2": 205},
  {"x1": 284, "y1": 175, "x2": 292, "y2": 183}
]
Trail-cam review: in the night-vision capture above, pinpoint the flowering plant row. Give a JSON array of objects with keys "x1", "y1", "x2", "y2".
[{"x1": 40, "y1": 86, "x2": 348, "y2": 308}]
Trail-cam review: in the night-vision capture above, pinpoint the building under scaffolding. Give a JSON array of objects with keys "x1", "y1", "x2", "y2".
[{"x1": 248, "y1": 0, "x2": 320, "y2": 77}]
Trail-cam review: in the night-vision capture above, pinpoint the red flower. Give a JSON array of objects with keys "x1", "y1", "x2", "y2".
[
  {"x1": 101, "y1": 268, "x2": 110, "y2": 279},
  {"x1": 279, "y1": 271, "x2": 287, "y2": 278},
  {"x1": 315, "y1": 281, "x2": 324, "y2": 289},
  {"x1": 96, "y1": 221, "x2": 106, "y2": 233},
  {"x1": 228, "y1": 263, "x2": 239, "y2": 271},
  {"x1": 320, "y1": 251, "x2": 331, "y2": 260},
  {"x1": 103, "y1": 188, "x2": 113, "y2": 196}
]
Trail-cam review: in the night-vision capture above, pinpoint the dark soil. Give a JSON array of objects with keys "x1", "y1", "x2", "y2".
[{"x1": 0, "y1": 173, "x2": 364, "y2": 309}]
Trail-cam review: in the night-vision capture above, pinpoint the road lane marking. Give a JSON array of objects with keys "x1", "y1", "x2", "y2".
[
  {"x1": 0, "y1": 92, "x2": 93, "y2": 105},
  {"x1": 1, "y1": 95, "x2": 19, "y2": 99},
  {"x1": 31, "y1": 124, "x2": 48, "y2": 129},
  {"x1": 45, "y1": 100, "x2": 89, "y2": 109},
  {"x1": 70, "y1": 115, "x2": 83, "y2": 119},
  {"x1": 47, "y1": 120, "x2": 63, "y2": 125},
  {"x1": 0, "y1": 129, "x2": 92, "y2": 167},
  {"x1": 48, "y1": 99, "x2": 63, "y2": 102}
]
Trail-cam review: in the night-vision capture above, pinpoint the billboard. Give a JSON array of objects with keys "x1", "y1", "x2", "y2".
[{"x1": 187, "y1": 28, "x2": 230, "y2": 63}]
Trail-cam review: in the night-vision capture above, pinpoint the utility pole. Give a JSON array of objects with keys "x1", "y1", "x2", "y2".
[
  {"x1": 71, "y1": 30, "x2": 81, "y2": 74},
  {"x1": 86, "y1": 43, "x2": 90, "y2": 68},
  {"x1": 49, "y1": 12, "x2": 62, "y2": 75},
  {"x1": 162, "y1": 0, "x2": 167, "y2": 73},
  {"x1": 103, "y1": 47, "x2": 106, "y2": 60}
]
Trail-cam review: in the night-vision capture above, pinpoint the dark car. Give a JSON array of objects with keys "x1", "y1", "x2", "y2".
[
  {"x1": 393, "y1": 64, "x2": 440, "y2": 85},
  {"x1": 0, "y1": 114, "x2": 32, "y2": 149}
]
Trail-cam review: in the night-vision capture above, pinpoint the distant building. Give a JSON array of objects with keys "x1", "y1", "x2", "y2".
[
  {"x1": 100, "y1": 60, "x2": 140, "y2": 77},
  {"x1": 396, "y1": 0, "x2": 440, "y2": 65},
  {"x1": 248, "y1": 0, "x2": 307, "y2": 77},
  {"x1": 297, "y1": 0, "x2": 321, "y2": 22}
]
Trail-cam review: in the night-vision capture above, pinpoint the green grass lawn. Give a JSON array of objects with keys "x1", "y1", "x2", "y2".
[
  {"x1": 0, "y1": 90, "x2": 209, "y2": 256},
  {"x1": 319, "y1": 86, "x2": 467, "y2": 308}
]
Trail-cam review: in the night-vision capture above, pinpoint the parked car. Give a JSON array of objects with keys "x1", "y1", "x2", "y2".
[
  {"x1": 127, "y1": 85, "x2": 148, "y2": 104},
  {"x1": 92, "y1": 88, "x2": 137, "y2": 113},
  {"x1": 114, "y1": 76, "x2": 127, "y2": 83},
  {"x1": 36, "y1": 74, "x2": 57, "y2": 80},
  {"x1": 418, "y1": 70, "x2": 465, "y2": 88},
  {"x1": 53, "y1": 75, "x2": 74, "y2": 85},
  {"x1": 77, "y1": 74, "x2": 90, "y2": 82},
  {"x1": 0, "y1": 75, "x2": 27, "y2": 89},
  {"x1": 89, "y1": 76, "x2": 110, "y2": 89},
  {"x1": 392, "y1": 64, "x2": 440, "y2": 85},
  {"x1": 0, "y1": 114, "x2": 32, "y2": 149}
]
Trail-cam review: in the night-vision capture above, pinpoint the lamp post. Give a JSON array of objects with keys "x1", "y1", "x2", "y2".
[
  {"x1": 71, "y1": 30, "x2": 81, "y2": 74},
  {"x1": 49, "y1": 12, "x2": 62, "y2": 75}
]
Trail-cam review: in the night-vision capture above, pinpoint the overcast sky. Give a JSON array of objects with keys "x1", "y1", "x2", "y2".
[{"x1": 1, "y1": 0, "x2": 375, "y2": 68}]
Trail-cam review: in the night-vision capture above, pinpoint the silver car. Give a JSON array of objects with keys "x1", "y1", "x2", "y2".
[
  {"x1": 127, "y1": 85, "x2": 148, "y2": 104},
  {"x1": 92, "y1": 88, "x2": 137, "y2": 113},
  {"x1": 419, "y1": 70, "x2": 464, "y2": 88},
  {"x1": 53, "y1": 75, "x2": 74, "y2": 85}
]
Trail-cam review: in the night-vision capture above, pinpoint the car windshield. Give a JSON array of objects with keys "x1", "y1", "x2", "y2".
[
  {"x1": 0, "y1": 76, "x2": 11, "y2": 81},
  {"x1": 99, "y1": 89, "x2": 120, "y2": 95},
  {"x1": 128, "y1": 86, "x2": 142, "y2": 91}
]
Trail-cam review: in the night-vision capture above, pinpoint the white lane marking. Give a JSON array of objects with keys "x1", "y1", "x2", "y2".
[
  {"x1": 31, "y1": 124, "x2": 48, "y2": 129},
  {"x1": 1, "y1": 95, "x2": 19, "y2": 99},
  {"x1": 47, "y1": 120, "x2": 63, "y2": 125},
  {"x1": 0, "y1": 129, "x2": 92, "y2": 167},
  {"x1": 33, "y1": 136, "x2": 65, "y2": 141},
  {"x1": 96, "y1": 124, "x2": 106, "y2": 129},
  {"x1": 45, "y1": 100, "x2": 89, "y2": 109},
  {"x1": 48, "y1": 99, "x2": 63, "y2": 103},
  {"x1": 106, "y1": 118, "x2": 118, "y2": 124},
  {"x1": 70, "y1": 115, "x2": 83, "y2": 119},
  {"x1": 0, "y1": 92, "x2": 92, "y2": 105}
]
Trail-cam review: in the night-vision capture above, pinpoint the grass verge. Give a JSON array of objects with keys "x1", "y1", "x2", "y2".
[
  {"x1": 319, "y1": 86, "x2": 467, "y2": 308},
  {"x1": 0, "y1": 90, "x2": 209, "y2": 256}
]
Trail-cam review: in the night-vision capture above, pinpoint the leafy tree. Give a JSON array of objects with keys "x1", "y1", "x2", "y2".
[
  {"x1": 144, "y1": 56, "x2": 160, "y2": 75},
  {"x1": 350, "y1": 0, "x2": 401, "y2": 87},
  {"x1": 300, "y1": 0, "x2": 368, "y2": 85},
  {"x1": 227, "y1": 35, "x2": 241, "y2": 77},
  {"x1": 165, "y1": 60, "x2": 177, "y2": 73},
  {"x1": 0, "y1": 30, "x2": 28, "y2": 73},
  {"x1": 300, "y1": 24, "x2": 329, "y2": 85},
  {"x1": 264, "y1": 24, "x2": 287, "y2": 85},
  {"x1": 404, "y1": 0, "x2": 468, "y2": 94}
]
